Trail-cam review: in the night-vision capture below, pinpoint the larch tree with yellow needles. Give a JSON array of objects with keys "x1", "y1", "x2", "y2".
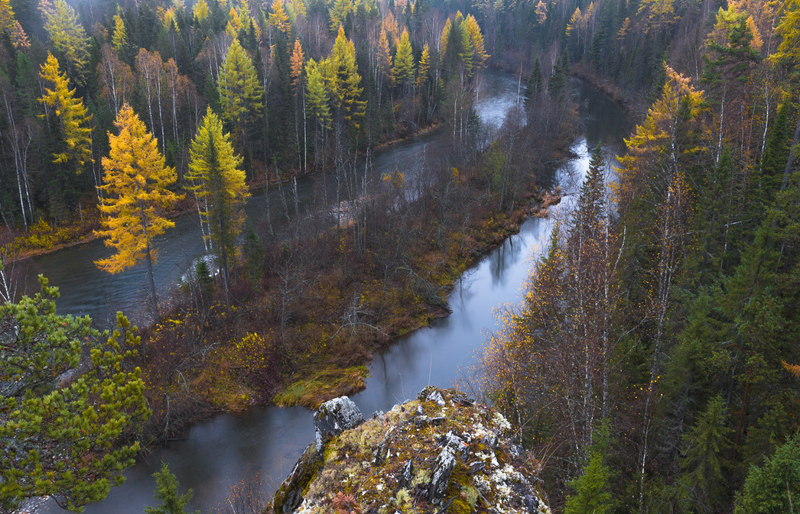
[
  {"x1": 39, "y1": 53, "x2": 92, "y2": 174},
  {"x1": 187, "y1": 107, "x2": 249, "y2": 303},
  {"x1": 95, "y1": 104, "x2": 182, "y2": 326}
]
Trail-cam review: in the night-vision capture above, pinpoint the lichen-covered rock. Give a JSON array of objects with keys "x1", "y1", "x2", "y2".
[
  {"x1": 268, "y1": 387, "x2": 549, "y2": 514},
  {"x1": 428, "y1": 447, "x2": 457, "y2": 503},
  {"x1": 313, "y1": 396, "x2": 364, "y2": 451},
  {"x1": 272, "y1": 444, "x2": 322, "y2": 514}
]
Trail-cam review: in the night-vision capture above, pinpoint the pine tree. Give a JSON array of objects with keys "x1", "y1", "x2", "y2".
[
  {"x1": 193, "y1": 0, "x2": 209, "y2": 22},
  {"x1": 455, "y1": 12, "x2": 473, "y2": 76},
  {"x1": 464, "y1": 14, "x2": 488, "y2": 69},
  {"x1": 770, "y1": 0, "x2": 800, "y2": 191},
  {"x1": 289, "y1": 38, "x2": 305, "y2": 170},
  {"x1": 39, "y1": 53, "x2": 92, "y2": 174},
  {"x1": 306, "y1": 58, "x2": 331, "y2": 129},
  {"x1": 378, "y1": 29, "x2": 394, "y2": 88},
  {"x1": 417, "y1": 43, "x2": 431, "y2": 88},
  {"x1": 144, "y1": 463, "x2": 199, "y2": 514},
  {"x1": 329, "y1": 0, "x2": 354, "y2": 31},
  {"x1": 327, "y1": 25, "x2": 366, "y2": 131},
  {"x1": 95, "y1": 104, "x2": 181, "y2": 324},
  {"x1": 290, "y1": 0, "x2": 306, "y2": 19},
  {"x1": 44, "y1": 0, "x2": 90, "y2": 81},
  {"x1": 0, "y1": 281, "x2": 149, "y2": 512},
  {"x1": 187, "y1": 108, "x2": 250, "y2": 299},
  {"x1": 226, "y1": 7, "x2": 242, "y2": 37},
  {"x1": 9, "y1": 20, "x2": 29, "y2": 50},
  {"x1": 218, "y1": 38, "x2": 263, "y2": 154},
  {"x1": 440, "y1": 18, "x2": 451, "y2": 57},
  {"x1": 289, "y1": 38, "x2": 304, "y2": 92}
]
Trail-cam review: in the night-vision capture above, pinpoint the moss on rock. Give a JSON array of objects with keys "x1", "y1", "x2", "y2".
[{"x1": 267, "y1": 387, "x2": 550, "y2": 514}]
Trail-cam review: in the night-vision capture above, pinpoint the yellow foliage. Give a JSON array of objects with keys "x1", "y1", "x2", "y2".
[
  {"x1": 94, "y1": 104, "x2": 182, "y2": 274},
  {"x1": 38, "y1": 53, "x2": 92, "y2": 173},
  {"x1": 269, "y1": 0, "x2": 290, "y2": 34},
  {"x1": 783, "y1": 361, "x2": 800, "y2": 377},
  {"x1": 193, "y1": 0, "x2": 210, "y2": 21}
]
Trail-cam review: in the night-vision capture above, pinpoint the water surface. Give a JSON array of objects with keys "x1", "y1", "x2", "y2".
[{"x1": 38, "y1": 73, "x2": 627, "y2": 513}]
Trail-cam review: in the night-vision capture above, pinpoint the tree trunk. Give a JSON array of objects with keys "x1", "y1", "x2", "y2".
[{"x1": 144, "y1": 241, "x2": 160, "y2": 333}]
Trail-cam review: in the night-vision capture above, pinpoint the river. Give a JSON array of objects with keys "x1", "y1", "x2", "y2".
[{"x1": 36, "y1": 72, "x2": 627, "y2": 513}]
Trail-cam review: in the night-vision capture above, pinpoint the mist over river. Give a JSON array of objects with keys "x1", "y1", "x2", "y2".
[{"x1": 36, "y1": 71, "x2": 628, "y2": 513}]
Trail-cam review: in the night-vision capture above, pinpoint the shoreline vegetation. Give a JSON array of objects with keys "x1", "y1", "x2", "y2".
[
  {"x1": 0, "y1": 121, "x2": 445, "y2": 265},
  {"x1": 138, "y1": 174, "x2": 568, "y2": 442},
  {"x1": 4, "y1": 71, "x2": 582, "y2": 452},
  {"x1": 133, "y1": 93, "x2": 579, "y2": 445}
]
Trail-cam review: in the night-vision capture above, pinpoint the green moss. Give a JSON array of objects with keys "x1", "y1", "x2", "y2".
[
  {"x1": 273, "y1": 365, "x2": 369, "y2": 409},
  {"x1": 323, "y1": 443, "x2": 338, "y2": 464},
  {"x1": 411, "y1": 468, "x2": 431, "y2": 487},
  {"x1": 272, "y1": 445, "x2": 321, "y2": 512},
  {"x1": 449, "y1": 498, "x2": 471, "y2": 514},
  {"x1": 462, "y1": 486, "x2": 478, "y2": 508},
  {"x1": 395, "y1": 488, "x2": 413, "y2": 511}
]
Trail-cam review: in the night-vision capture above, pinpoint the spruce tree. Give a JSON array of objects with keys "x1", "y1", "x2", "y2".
[
  {"x1": 736, "y1": 435, "x2": 800, "y2": 514},
  {"x1": 145, "y1": 462, "x2": 199, "y2": 514},
  {"x1": 564, "y1": 423, "x2": 613, "y2": 514},
  {"x1": 680, "y1": 395, "x2": 733, "y2": 508},
  {"x1": 524, "y1": 57, "x2": 543, "y2": 104}
]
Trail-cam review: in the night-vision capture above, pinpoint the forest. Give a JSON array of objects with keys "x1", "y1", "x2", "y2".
[{"x1": 0, "y1": 0, "x2": 798, "y2": 508}]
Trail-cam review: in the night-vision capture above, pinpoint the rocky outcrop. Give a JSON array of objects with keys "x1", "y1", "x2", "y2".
[
  {"x1": 269, "y1": 387, "x2": 549, "y2": 514},
  {"x1": 313, "y1": 396, "x2": 365, "y2": 452}
]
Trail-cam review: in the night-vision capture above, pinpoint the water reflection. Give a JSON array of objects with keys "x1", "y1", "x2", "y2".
[{"x1": 39, "y1": 73, "x2": 628, "y2": 514}]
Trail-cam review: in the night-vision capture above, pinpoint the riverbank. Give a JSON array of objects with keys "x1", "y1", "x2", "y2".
[
  {"x1": 137, "y1": 119, "x2": 577, "y2": 447},
  {"x1": 138, "y1": 177, "x2": 561, "y2": 442},
  {"x1": 5, "y1": 121, "x2": 442, "y2": 268}
]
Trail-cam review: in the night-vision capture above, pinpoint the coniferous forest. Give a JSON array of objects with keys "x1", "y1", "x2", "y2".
[{"x1": 0, "y1": 0, "x2": 799, "y2": 509}]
